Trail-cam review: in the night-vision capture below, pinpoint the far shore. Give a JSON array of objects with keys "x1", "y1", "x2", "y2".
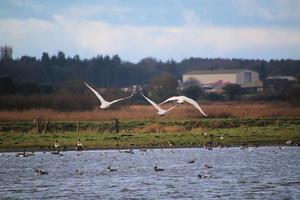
[{"x1": 1, "y1": 143, "x2": 299, "y2": 153}]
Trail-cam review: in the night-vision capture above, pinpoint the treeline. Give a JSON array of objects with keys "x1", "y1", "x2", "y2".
[
  {"x1": 1, "y1": 51, "x2": 300, "y2": 88},
  {"x1": 0, "y1": 52, "x2": 300, "y2": 111}
]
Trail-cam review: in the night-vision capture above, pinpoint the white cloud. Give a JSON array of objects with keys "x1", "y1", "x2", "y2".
[
  {"x1": 237, "y1": 0, "x2": 300, "y2": 21},
  {"x1": 58, "y1": 4, "x2": 131, "y2": 20},
  {"x1": 1, "y1": 14, "x2": 300, "y2": 61}
]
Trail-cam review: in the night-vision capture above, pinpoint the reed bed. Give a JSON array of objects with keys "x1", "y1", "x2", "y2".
[{"x1": 0, "y1": 101, "x2": 299, "y2": 122}]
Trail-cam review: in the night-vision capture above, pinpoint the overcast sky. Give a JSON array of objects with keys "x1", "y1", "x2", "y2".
[{"x1": 0, "y1": 0, "x2": 300, "y2": 62}]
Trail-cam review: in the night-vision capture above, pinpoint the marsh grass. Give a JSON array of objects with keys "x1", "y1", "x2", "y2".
[{"x1": 0, "y1": 102, "x2": 299, "y2": 122}]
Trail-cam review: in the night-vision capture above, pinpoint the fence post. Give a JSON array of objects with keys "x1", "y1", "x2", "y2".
[
  {"x1": 114, "y1": 118, "x2": 119, "y2": 134},
  {"x1": 43, "y1": 121, "x2": 49, "y2": 134},
  {"x1": 35, "y1": 119, "x2": 39, "y2": 133},
  {"x1": 62, "y1": 123, "x2": 64, "y2": 133},
  {"x1": 77, "y1": 121, "x2": 79, "y2": 134}
]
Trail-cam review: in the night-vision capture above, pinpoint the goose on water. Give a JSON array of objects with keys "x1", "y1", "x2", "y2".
[
  {"x1": 107, "y1": 166, "x2": 117, "y2": 172},
  {"x1": 154, "y1": 166, "x2": 164, "y2": 172}
]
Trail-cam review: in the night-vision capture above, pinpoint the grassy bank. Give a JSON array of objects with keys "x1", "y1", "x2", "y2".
[{"x1": 0, "y1": 118, "x2": 299, "y2": 151}]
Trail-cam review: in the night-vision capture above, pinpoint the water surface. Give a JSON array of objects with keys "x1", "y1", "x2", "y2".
[{"x1": 0, "y1": 147, "x2": 299, "y2": 199}]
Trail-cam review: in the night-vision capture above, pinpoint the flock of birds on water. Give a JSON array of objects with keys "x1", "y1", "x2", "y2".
[
  {"x1": 4, "y1": 148, "x2": 219, "y2": 179},
  {"x1": 84, "y1": 82, "x2": 208, "y2": 116},
  {"x1": 1, "y1": 144, "x2": 292, "y2": 180}
]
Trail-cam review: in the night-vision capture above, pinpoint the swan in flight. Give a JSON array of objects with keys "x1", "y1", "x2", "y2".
[
  {"x1": 84, "y1": 82, "x2": 133, "y2": 109},
  {"x1": 141, "y1": 93, "x2": 180, "y2": 116},
  {"x1": 160, "y1": 96, "x2": 207, "y2": 117}
]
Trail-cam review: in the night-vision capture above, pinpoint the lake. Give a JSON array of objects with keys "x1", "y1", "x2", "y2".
[{"x1": 0, "y1": 147, "x2": 299, "y2": 199}]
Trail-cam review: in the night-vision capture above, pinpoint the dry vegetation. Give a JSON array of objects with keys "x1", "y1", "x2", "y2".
[{"x1": 0, "y1": 101, "x2": 299, "y2": 122}]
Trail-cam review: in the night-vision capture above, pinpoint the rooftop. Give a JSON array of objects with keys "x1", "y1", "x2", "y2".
[{"x1": 184, "y1": 69, "x2": 253, "y2": 75}]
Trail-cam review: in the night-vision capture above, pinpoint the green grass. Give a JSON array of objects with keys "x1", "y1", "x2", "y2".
[{"x1": 0, "y1": 123, "x2": 299, "y2": 151}]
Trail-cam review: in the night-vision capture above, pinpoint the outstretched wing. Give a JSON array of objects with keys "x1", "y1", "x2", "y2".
[
  {"x1": 165, "y1": 103, "x2": 181, "y2": 114},
  {"x1": 159, "y1": 96, "x2": 180, "y2": 105},
  {"x1": 84, "y1": 82, "x2": 107, "y2": 104},
  {"x1": 181, "y1": 96, "x2": 207, "y2": 117},
  {"x1": 110, "y1": 94, "x2": 133, "y2": 105},
  {"x1": 141, "y1": 93, "x2": 163, "y2": 112}
]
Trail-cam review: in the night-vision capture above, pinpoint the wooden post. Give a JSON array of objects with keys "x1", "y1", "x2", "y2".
[
  {"x1": 62, "y1": 123, "x2": 64, "y2": 133},
  {"x1": 35, "y1": 119, "x2": 39, "y2": 133},
  {"x1": 43, "y1": 121, "x2": 49, "y2": 134},
  {"x1": 114, "y1": 118, "x2": 119, "y2": 134},
  {"x1": 54, "y1": 123, "x2": 57, "y2": 133},
  {"x1": 77, "y1": 121, "x2": 79, "y2": 134}
]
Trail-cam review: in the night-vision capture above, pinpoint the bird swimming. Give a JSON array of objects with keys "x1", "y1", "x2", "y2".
[
  {"x1": 198, "y1": 174, "x2": 211, "y2": 179},
  {"x1": 154, "y1": 166, "x2": 165, "y2": 172},
  {"x1": 159, "y1": 95, "x2": 207, "y2": 116},
  {"x1": 75, "y1": 169, "x2": 83, "y2": 175},
  {"x1": 204, "y1": 164, "x2": 213, "y2": 169},
  {"x1": 107, "y1": 166, "x2": 117, "y2": 172},
  {"x1": 85, "y1": 82, "x2": 133, "y2": 109},
  {"x1": 35, "y1": 169, "x2": 48, "y2": 175},
  {"x1": 141, "y1": 93, "x2": 180, "y2": 116}
]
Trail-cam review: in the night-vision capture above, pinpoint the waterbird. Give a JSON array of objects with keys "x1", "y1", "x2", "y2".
[
  {"x1": 154, "y1": 166, "x2": 164, "y2": 172},
  {"x1": 286, "y1": 140, "x2": 293, "y2": 144},
  {"x1": 16, "y1": 150, "x2": 31, "y2": 157},
  {"x1": 35, "y1": 169, "x2": 48, "y2": 175},
  {"x1": 198, "y1": 174, "x2": 210, "y2": 179},
  {"x1": 159, "y1": 96, "x2": 207, "y2": 117},
  {"x1": 107, "y1": 166, "x2": 117, "y2": 172},
  {"x1": 85, "y1": 82, "x2": 133, "y2": 109},
  {"x1": 141, "y1": 93, "x2": 181, "y2": 116},
  {"x1": 204, "y1": 164, "x2": 213, "y2": 169},
  {"x1": 75, "y1": 169, "x2": 83, "y2": 175},
  {"x1": 124, "y1": 149, "x2": 134, "y2": 154}
]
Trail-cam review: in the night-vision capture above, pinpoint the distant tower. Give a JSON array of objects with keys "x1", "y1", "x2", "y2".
[{"x1": 0, "y1": 45, "x2": 13, "y2": 60}]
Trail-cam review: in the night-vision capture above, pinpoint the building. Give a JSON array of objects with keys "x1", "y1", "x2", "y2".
[
  {"x1": 0, "y1": 45, "x2": 13, "y2": 60},
  {"x1": 183, "y1": 69, "x2": 262, "y2": 92},
  {"x1": 264, "y1": 76, "x2": 297, "y2": 91}
]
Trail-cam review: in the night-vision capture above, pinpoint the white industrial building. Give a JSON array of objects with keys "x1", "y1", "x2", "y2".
[{"x1": 183, "y1": 69, "x2": 262, "y2": 91}]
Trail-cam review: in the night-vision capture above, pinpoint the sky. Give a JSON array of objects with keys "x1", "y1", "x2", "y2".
[{"x1": 0, "y1": 0, "x2": 300, "y2": 62}]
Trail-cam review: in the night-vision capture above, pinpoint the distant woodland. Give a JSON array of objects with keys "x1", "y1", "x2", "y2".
[
  {"x1": 1, "y1": 51, "x2": 300, "y2": 87},
  {"x1": 0, "y1": 51, "x2": 299, "y2": 110}
]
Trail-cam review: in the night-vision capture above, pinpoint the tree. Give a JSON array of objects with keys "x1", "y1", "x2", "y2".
[
  {"x1": 285, "y1": 84, "x2": 300, "y2": 107},
  {"x1": 182, "y1": 85, "x2": 203, "y2": 100},
  {"x1": 57, "y1": 51, "x2": 66, "y2": 66},
  {"x1": 17, "y1": 82, "x2": 40, "y2": 95},
  {"x1": 149, "y1": 73, "x2": 178, "y2": 102},
  {"x1": 0, "y1": 76, "x2": 17, "y2": 95},
  {"x1": 41, "y1": 52, "x2": 50, "y2": 66},
  {"x1": 223, "y1": 84, "x2": 242, "y2": 100}
]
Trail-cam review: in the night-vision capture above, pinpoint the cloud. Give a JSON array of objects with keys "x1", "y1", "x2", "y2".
[
  {"x1": 237, "y1": 0, "x2": 300, "y2": 21},
  {"x1": 1, "y1": 13, "x2": 300, "y2": 61},
  {"x1": 58, "y1": 4, "x2": 132, "y2": 20}
]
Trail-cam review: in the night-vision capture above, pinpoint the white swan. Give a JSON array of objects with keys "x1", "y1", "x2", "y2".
[
  {"x1": 85, "y1": 82, "x2": 133, "y2": 109},
  {"x1": 141, "y1": 93, "x2": 180, "y2": 116},
  {"x1": 160, "y1": 96, "x2": 207, "y2": 117}
]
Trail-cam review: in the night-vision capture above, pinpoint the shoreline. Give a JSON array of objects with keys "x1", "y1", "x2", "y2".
[{"x1": 1, "y1": 143, "x2": 298, "y2": 153}]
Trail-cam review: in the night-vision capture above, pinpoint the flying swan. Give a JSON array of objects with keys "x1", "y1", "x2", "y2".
[
  {"x1": 141, "y1": 93, "x2": 180, "y2": 116},
  {"x1": 160, "y1": 96, "x2": 207, "y2": 117},
  {"x1": 84, "y1": 82, "x2": 133, "y2": 109}
]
